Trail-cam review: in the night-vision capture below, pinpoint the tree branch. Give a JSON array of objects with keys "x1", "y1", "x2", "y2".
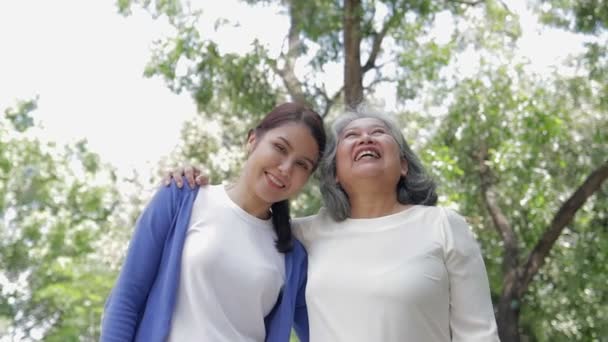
[
  {"x1": 448, "y1": 0, "x2": 512, "y2": 14},
  {"x1": 361, "y1": 11, "x2": 402, "y2": 74},
  {"x1": 517, "y1": 160, "x2": 608, "y2": 297},
  {"x1": 343, "y1": 0, "x2": 364, "y2": 108},
  {"x1": 364, "y1": 76, "x2": 396, "y2": 91},
  {"x1": 476, "y1": 146, "x2": 519, "y2": 256},
  {"x1": 475, "y1": 145, "x2": 521, "y2": 298},
  {"x1": 274, "y1": 0, "x2": 308, "y2": 105},
  {"x1": 449, "y1": 0, "x2": 485, "y2": 5},
  {"x1": 315, "y1": 85, "x2": 344, "y2": 118}
]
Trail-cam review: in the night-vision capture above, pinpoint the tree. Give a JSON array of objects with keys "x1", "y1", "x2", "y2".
[
  {"x1": 117, "y1": 0, "x2": 469, "y2": 116},
  {"x1": 537, "y1": 0, "x2": 608, "y2": 120},
  {"x1": 427, "y1": 63, "x2": 608, "y2": 341},
  {"x1": 118, "y1": 0, "x2": 607, "y2": 340},
  {"x1": 0, "y1": 99, "x2": 123, "y2": 340},
  {"x1": 117, "y1": 0, "x2": 476, "y2": 215}
]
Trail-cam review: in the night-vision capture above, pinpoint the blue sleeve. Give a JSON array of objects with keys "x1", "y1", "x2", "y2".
[
  {"x1": 100, "y1": 182, "x2": 183, "y2": 342},
  {"x1": 293, "y1": 245, "x2": 310, "y2": 342}
]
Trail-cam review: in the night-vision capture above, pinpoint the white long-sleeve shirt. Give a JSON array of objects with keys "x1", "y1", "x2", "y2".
[
  {"x1": 168, "y1": 184, "x2": 285, "y2": 342},
  {"x1": 293, "y1": 205, "x2": 500, "y2": 342}
]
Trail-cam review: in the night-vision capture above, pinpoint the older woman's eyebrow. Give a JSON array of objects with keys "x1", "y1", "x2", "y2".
[
  {"x1": 340, "y1": 127, "x2": 359, "y2": 135},
  {"x1": 368, "y1": 124, "x2": 388, "y2": 130},
  {"x1": 341, "y1": 124, "x2": 386, "y2": 135}
]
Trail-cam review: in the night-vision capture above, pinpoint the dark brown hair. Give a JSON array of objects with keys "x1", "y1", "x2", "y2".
[{"x1": 250, "y1": 102, "x2": 326, "y2": 253}]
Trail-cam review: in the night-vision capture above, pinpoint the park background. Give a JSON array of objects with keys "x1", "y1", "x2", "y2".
[{"x1": 0, "y1": 0, "x2": 606, "y2": 341}]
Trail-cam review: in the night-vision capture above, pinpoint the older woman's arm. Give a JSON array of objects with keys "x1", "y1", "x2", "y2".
[
  {"x1": 443, "y1": 208, "x2": 501, "y2": 342},
  {"x1": 162, "y1": 165, "x2": 208, "y2": 188}
]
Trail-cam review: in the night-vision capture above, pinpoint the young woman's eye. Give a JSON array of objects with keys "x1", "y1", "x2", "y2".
[
  {"x1": 296, "y1": 160, "x2": 310, "y2": 171},
  {"x1": 274, "y1": 143, "x2": 287, "y2": 152}
]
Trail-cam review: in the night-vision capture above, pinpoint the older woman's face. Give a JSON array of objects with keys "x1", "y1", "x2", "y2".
[{"x1": 335, "y1": 118, "x2": 407, "y2": 189}]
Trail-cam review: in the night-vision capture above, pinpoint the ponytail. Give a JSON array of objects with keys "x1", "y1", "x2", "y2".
[{"x1": 270, "y1": 200, "x2": 293, "y2": 253}]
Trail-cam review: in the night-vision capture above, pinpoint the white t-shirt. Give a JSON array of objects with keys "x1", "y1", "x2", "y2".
[
  {"x1": 293, "y1": 205, "x2": 500, "y2": 342},
  {"x1": 168, "y1": 184, "x2": 285, "y2": 342}
]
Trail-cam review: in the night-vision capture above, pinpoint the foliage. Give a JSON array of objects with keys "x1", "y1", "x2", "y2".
[
  {"x1": 115, "y1": 0, "x2": 608, "y2": 340},
  {"x1": 115, "y1": 1, "x2": 608, "y2": 341},
  {"x1": 424, "y1": 62, "x2": 607, "y2": 340},
  {"x1": 0, "y1": 0, "x2": 600, "y2": 340},
  {"x1": 0, "y1": 99, "x2": 122, "y2": 340},
  {"x1": 116, "y1": 0, "x2": 503, "y2": 215},
  {"x1": 537, "y1": 0, "x2": 608, "y2": 112},
  {"x1": 539, "y1": 0, "x2": 608, "y2": 34}
]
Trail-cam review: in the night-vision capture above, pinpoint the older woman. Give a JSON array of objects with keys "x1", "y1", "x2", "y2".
[
  {"x1": 293, "y1": 108, "x2": 499, "y2": 341},
  {"x1": 170, "y1": 106, "x2": 500, "y2": 341}
]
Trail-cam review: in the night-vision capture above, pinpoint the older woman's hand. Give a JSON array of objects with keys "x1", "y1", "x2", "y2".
[{"x1": 162, "y1": 165, "x2": 209, "y2": 188}]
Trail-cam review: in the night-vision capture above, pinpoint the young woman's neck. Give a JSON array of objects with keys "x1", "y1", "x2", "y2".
[
  {"x1": 345, "y1": 182, "x2": 409, "y2": 219},
  {"x1": 226, "y1": 177, "x2": 272, "y2": 220}
]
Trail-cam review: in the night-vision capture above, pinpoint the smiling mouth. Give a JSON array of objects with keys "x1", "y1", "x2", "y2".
[
  {"x1": 354, "y1": 149, "x2": 381, "y2": 161},
  {"x1": 265, "y1": 172, "x2": 286, "y2": 188}
]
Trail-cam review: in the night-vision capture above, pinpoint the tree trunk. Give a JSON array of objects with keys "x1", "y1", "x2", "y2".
[
  {"x1": 479, "y1": 155, "x2": 608, "y2": 341},
  {"x1": 497, "y1": 293, "x2": 521, "y2": 342},
  {"x1": 343, "y1": 0, "x2": 363, "y2": 108},
  {"x1": 278, "y1": 0, "x2": 308, "y2": 106}
]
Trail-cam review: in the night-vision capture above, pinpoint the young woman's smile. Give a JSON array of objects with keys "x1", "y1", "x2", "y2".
[{"x1": 245, "y1": 122, "x2": 319, "y2": 205}]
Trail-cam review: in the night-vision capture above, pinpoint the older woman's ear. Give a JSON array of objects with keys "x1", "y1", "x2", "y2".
[{"x1": 401, "y1": 159, "x2": 409, "y2": 178}]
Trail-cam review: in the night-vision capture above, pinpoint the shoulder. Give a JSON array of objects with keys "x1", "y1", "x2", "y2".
[
  {"x1": 291, "y1": 238, "x2": 308, "y2": 258},
  {"x1": 399, "y1": 205, "x2": 446, "y2": 228},
  {"x1": 293, "y1": 208, "x2": 332, "y2": 229},
  {"x1": 292, "y1": 208, "x2": 331, "y2": 243},
  {"x1": 438, "y1": 207, "x2": 474, "y2": 237},
  {"x1": 151, "y1": 177, "x2": 200, "y2": 207},
  {"x1": 412, "y1": 204, "x2": 444, "y2": 216},
  {"x1": 287, "y1": 238, "x2": 309, "y2": 280},
  {"x1": 442, "y1": 207, "x2": 468, "y2": 224},
  {"x1": 435, "y1": 206, "x2": 481, "y2": 255},
  {"x1": 412, "y1": 205, "x2": 470, "y2": 230}
]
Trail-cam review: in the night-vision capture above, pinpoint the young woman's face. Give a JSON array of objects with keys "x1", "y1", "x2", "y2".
[
  {"x1": 335, "y1": 118, "x2": 407, "y2": 188},
  {"x1": 245, "y1": 122, "x2": 319, "y2": 205}
]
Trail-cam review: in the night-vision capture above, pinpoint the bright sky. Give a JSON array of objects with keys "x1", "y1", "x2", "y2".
[
  {"x1": 0, "y1": 1, "x2": 192, "y2": 178},
  {"x1": 0, "y1": 0, "x2": 587, "y2": 180}
]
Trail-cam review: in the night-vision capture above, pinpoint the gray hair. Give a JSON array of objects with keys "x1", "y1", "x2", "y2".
[{"x1": 319, "y1": 106, "x2": 438, "y2": 221}]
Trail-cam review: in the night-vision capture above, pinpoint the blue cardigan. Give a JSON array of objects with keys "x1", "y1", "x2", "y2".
[{"x1": 100, "y1": 180, "x2": 309, "y2": 342}]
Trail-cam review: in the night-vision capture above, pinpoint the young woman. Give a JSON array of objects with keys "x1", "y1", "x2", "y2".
[
  {"x1": 173, "y1": 106, "x2": 500, "y2": 341},
  {"x1": 101, "y1": 102, "x2": 326, "y2": 342}
]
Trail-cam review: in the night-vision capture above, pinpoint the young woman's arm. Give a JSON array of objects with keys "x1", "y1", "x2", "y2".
[
  {"x1": 293, "y1": 251, "x2": 310, "y2": 342},
  {"x1": 100, "y1": 182, "x2": 182, "y2": 341}
]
